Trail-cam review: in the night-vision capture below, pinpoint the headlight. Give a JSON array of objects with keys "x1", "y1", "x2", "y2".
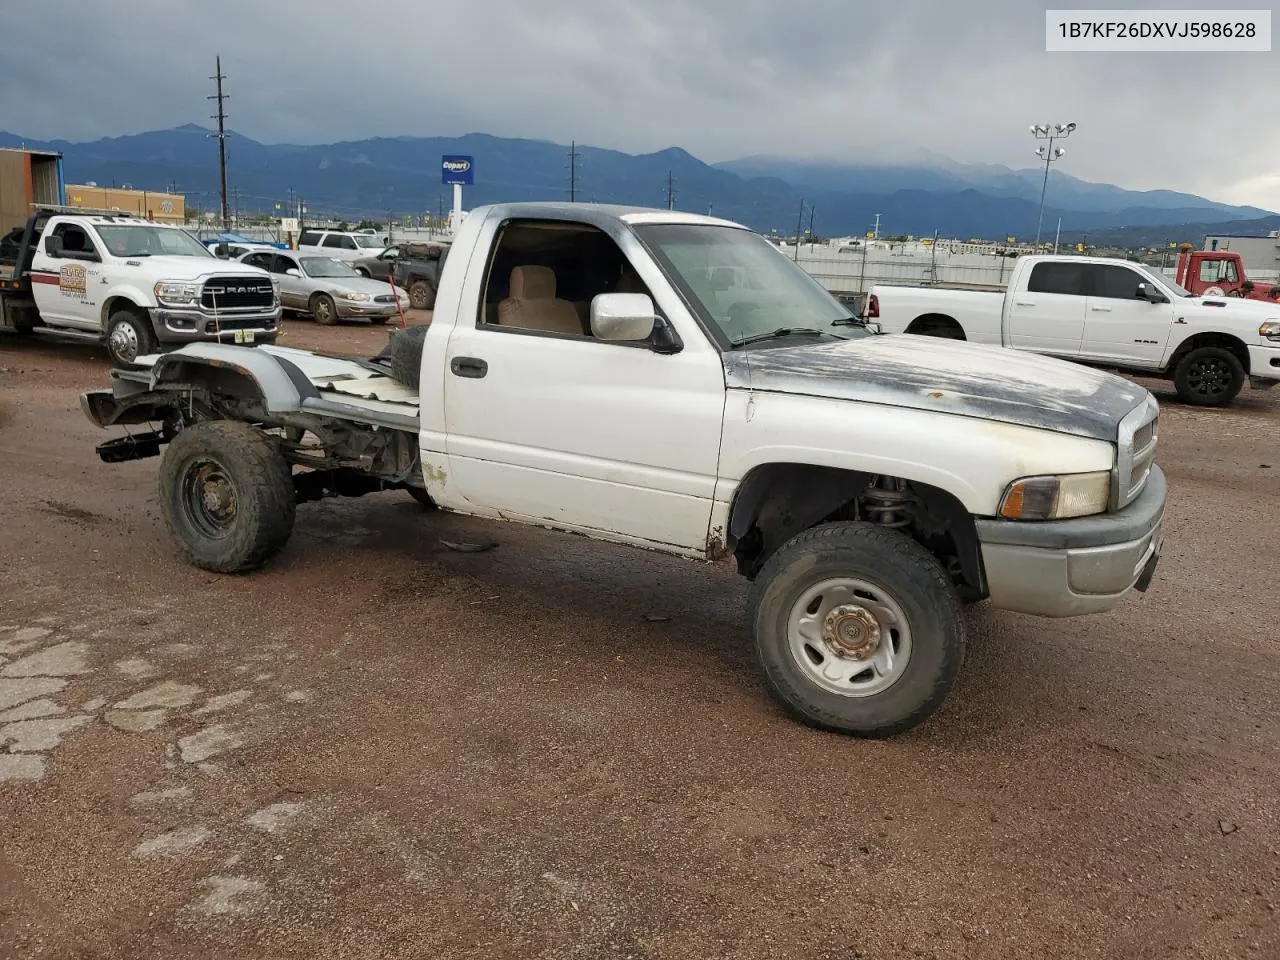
[
  {"x1": 337, "y1": 290, "x2": 371, "y2": 302},
  {"x1": 154, "y1": 281, "x2": 200, "y2": 304},
  {"x1": 999, "y1": 471, "x2": 1111, "y2": 520},
  {"x1": 1260, "y1": 321, "x2": 1280, "y2": 342}
]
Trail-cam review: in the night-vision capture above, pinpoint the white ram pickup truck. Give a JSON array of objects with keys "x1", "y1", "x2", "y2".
[
  {"x1": 0, "y1": 210, "x2": 280, "y2": 365},
  {"x1": 79, "y1": 203, "x2": 1165, "y2": 737},
  {"x1": 867, "y1": 254, "x2": 1280, "y2": 406}
]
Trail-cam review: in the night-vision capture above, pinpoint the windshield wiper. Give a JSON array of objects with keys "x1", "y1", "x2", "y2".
[
  {"x1": 730, "y1": 327, "x2": 829, "y2": 348},
  {"x1": 831, "y1": 314, "x2": 866, "y2": 326}
]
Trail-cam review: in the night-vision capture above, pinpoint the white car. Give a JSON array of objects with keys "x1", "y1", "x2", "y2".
[
  {"x1": 867, "y1": 255, "x2": 1280, "y2": 406},
  {"x1": 236, "y1": 249, "x2": 408, "y2": 324},
  {"x1": 83, "y1": 203, "x2": 1164, "y2": 738},
  {"x1": 295, "y1": 229, "x2": 387, "y2": 263}
]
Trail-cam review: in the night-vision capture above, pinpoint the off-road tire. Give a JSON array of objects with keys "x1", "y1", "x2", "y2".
[
  {"x1": 310, "y1": 293, "x2": 339, "y2": 325},
  {"x1": 106, "y1": 309, "x2": 158, "y2": 366},
  {"x1": 409, "y1": 279, "x2": 436, "y2": 310},
  {"x1": 1173, "y1": 346, "x2": 1245, "y2": 406},
  {"x1": 388, "y1": 324, "x2": 430, "y2": 389},
  {"x1": 750, "y1": 521, "x2": 965, "y2": 737},
  {"x1": 406, "y1": 486, "x2": 437, "y2": 510},
  {"x1": 159, "y1": 420, "x2": 296, "y2": 573}
]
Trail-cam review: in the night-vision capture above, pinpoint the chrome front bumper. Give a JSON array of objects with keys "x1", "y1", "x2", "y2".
[
  {"x1": 975, "y1": 465, "x2": 1166, "y2": 618},
  {"x1": 151, "y1": 306, "x2": 281, "y2": 344}
]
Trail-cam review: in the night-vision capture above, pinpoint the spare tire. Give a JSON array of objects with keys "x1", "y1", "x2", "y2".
[{"x1": 389, "y1": 324, "x2": 430, "y2": 390}]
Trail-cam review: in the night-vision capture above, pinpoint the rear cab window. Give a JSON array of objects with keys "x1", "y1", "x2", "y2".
[{"x1": 1027, "y1": 262, "x2": 1086, "y2": 296}]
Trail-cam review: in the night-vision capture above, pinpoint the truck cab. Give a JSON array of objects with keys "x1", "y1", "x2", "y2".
[
  {"x1": 1174, "y1": 248, "x2": 1280, "y2": 302},
  {"x1": 2, "y1": 210, "x2": 281, "y2": 364}
]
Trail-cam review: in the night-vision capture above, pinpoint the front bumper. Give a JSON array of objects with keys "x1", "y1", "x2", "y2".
[
  {"x1": 335, "y1": 299, "x2": 400, "y2": 319},
  {"x1": 1248, "y1": 344, "x2": 1280, "y2": 384},
  {"x1": 975, "y1": 465, "x2": 1166, "y2": 618},
  {"x1": 151, "y1": 306, "x2": 281, "y2": 344}
]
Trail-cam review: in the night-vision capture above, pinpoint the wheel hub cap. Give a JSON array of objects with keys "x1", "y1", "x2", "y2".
[
  {"x1": 822, "y1": 605, "x2": 881, "y2": 660},
  {"x1": 109, "y1": 324, "x2": 139, "y2": 362}
]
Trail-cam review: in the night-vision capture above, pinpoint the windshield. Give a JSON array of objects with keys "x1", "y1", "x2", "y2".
[
  {"x1": 95, "y1": 225, "x2": 212, "y2": 258},
  {"x1": 634, "y1": 224, "x2": 858, "y2": 347},
  {"x1": 1135, "y1": 263, "x2": 1192, "y2": 298},
  {"x1": 301, "y1": 257, "x2": 360, "y2": 278},
  {"x1": 354, "y1": 235, "x2": 383, "y2": 249}
]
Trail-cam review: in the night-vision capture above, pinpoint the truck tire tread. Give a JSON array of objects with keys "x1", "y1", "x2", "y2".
[
  {"x1": 159, "y1": 420, "x2": 296, "y2": 573},
  {"x1": 388, "y1": 324, "x2": 429, "y2": 390},
  {"x1": 749, "y1": 521, "x2": 965, "y2": 737}
]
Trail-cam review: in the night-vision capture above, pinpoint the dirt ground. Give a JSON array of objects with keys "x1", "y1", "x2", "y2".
[{"x1": 1, "y1": 314, "x2": 1278, "y2": 960}]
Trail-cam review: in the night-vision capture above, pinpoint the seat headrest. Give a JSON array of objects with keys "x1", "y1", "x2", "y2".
[{"x1": 510, "y1": 265, "x2": 557, "y2": 300}]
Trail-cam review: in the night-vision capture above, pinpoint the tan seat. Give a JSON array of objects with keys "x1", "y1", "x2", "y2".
[{"x1": 496, "y1": 266, "x2": 583, "y2": 335}]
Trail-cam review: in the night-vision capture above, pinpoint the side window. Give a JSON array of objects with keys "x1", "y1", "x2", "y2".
[
  {"x1": 1224, "y1": 261, "x2": 1239, "y2": 284},
  {"x1": 272, "y1": 255, "x2": 299, "y2": 274},
  {"x1": 478, "y1": 219, "x2": 654, "y2": 338},
  {"x1": 1199, "y1": 260, "x2": 1222, "y2": 283},
  {"x1": 298, "y1": 231, "x2": 322, "y2": 247},
  {"x1": 242, "y1": 252, "x2": 273, "y2": 270},
  {"x1": 321, "y1": 234, "x2": 344, "y2": 249},
  {"x1": 1027, "y1": 262, "x2": 1085, "y2": 296},
  {"x1": 339, "y1": 236, "x2": 358, "y2": 250},
  {"x1": 1091, "y1": 265, "x2": 1146, "y2": 300},
  {"x1": 50, "y1": 223, "x2": 97, "y2": 256}
]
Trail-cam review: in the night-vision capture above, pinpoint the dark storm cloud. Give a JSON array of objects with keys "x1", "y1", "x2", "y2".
[{"x1": 4, "y1": 0, "x2": 1278, "y2": 206}]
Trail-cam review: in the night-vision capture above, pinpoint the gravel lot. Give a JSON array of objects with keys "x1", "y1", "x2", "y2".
[{"x1": 1, "y1": 315, "x2": 1278, "y2": 960}]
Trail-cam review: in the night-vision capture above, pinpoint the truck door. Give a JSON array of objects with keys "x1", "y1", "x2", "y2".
[
  {"x1": 440, "y1": 217, "x2": 726, "y2": 553},
  {"x1": 1079, "y1": 264, "x2": 1172, "y2": 368},
  {"x1": 1005, "y1": 261, "x2": 1087, "y2": 355},
  {"x1": 29, "y1": 222, "x2": 104, "y2": 330}
]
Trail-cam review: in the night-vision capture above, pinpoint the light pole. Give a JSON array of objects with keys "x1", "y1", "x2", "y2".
[{"x1": 1031, "y1": 122, "x2": 1075, "y2": 248}]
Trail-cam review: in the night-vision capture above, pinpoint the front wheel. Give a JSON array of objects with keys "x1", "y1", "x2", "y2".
[
  {"x1": 1173, "y1": 346, "x2": 1244, "y2": 406},
  {"x1": 159, "y1": 420, "x2": 296, "y2": 573},
  {"x1": 106, "y1": 309, "x2": 157, "y2": 366},
  {"x1": 408, "y1": 280, "x2": 436, "y2": 310},
  {"x1": 750, "y1": 522, "x2": 965, "y2": 737},
  {"x1": 310, "y1": 293, "x2": 339, "y2": 325}
]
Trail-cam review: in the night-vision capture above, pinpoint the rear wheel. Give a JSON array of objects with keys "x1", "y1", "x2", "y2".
[
  {"x1": 310, "y1": 293, "x2": 338, "y2": 325},
  {"x1": 159, "y1": 420, "x2": 296, "y2": 573},
  {"x1": 106, "y1": 309, "x2": 157, "y2": 366},
  {"x1": 750, "y1": 522, "x2": 964, "y2": 737},
  {"x1": 408, "y1": 280, "x2": 436, "y2": 310},
  {"x1": 388, "y1": 324, "x2": 430, "y2": 389},
  {"x1": 1173, "y1": 346, "x2": 1244, "y2": 406}
]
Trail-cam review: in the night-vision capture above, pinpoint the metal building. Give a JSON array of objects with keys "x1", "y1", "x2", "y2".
[{"x1": 1202, "y1": 232, "x2": 1280, "y2": 275}]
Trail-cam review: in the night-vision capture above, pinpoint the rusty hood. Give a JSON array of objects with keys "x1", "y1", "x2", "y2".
[{"x1": 721, "y1": 334, "x2": 1149, "y2": 441}]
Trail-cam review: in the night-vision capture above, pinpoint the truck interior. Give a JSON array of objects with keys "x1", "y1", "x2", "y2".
[{"x1": 479, "y1": 220, "x2": 653, "y2": 335}]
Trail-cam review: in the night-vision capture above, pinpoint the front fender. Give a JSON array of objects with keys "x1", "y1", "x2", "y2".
[{"x1": 98, "y1": 285, "x2": 156, "y2": 326}]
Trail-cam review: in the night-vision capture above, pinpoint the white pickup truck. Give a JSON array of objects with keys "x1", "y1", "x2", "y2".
[
  {"x1": 0, "y1": 209, "x2": 281, "y2": 365},
  {"x1": 867, "y1": 254, "x2": 1280, "y2": 406},
  {"x1": 79, "y1": 203, "x2": 1165, "y2": 737}
]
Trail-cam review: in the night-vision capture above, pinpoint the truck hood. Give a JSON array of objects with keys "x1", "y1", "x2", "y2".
[
  {"x1": 721, "y1": 335, "x2": 1148, "y2": 442},
  {"x1": 122, "y1": 256, "x2": 270, "y2": 280},
  {"x1": 1190, "y1": 294, "x2": 1280, "y2": 315}
]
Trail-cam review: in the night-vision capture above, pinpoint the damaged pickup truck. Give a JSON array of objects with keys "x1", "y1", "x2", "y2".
[{"x1": 80, "y1": 203, "x2": 1165, "y2": 737}]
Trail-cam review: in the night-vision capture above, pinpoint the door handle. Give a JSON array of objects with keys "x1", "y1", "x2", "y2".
[
  {"x1": 1013, "y1": 301, "x2": 1035, "y2": 307},
  {"x1": 1090, "y1": 306, "x2": 1113, "y2": 312},
  {"x1": 450, "y1": 356, "x2": 488, "y2": 378}
]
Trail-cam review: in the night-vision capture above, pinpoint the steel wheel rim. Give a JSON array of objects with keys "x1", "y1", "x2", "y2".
[
  {"x1": 410, "y1": 286, "x2": 428, "y2": 309},
  {"x1": 1187, "y1": 357, "x2": 1231, "y2": 397},
  {"x1": 109, "y1": 322, "x2": 139, "y2": 363},
  {"x1": 181, "y1": 458, "x2": 238, "y2": 539},
  {"x1": 315, "y1": 298, "x2": 332, "y2": 321},
  {"x1": 787, "y1": 577, "x2": 913, "y2": 698}
]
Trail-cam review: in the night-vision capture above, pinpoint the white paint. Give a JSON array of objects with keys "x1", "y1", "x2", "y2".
[
  {"x1": 0, "y1": 698, "x2": 64, "y2": 723},
  {"x1": 243, "y1": 801, "x2": 308, "y2": 834},
  {"x1": 104, "y1": 708, "x2": 169, "y2": 733},
  {"x1": 114, "y1": 681, "x2": 201, "y2": 710},
  {"x1": 178, "y1": 724, "x2": 246, "y2": 764},
  {"x1": 187, "y1": 876, "x2": 266, "y2": 916},
  {"x1": 0, "y1": 754, "x2": 45, "y2": 782},
  {"x1": 1, "y1": 715, "x2": 92, "y2": 752},
  {"x1": 1, "y1": 641, "x2": 91, "y2": 677},
  {"x1": 192, "y1": 690, "x2": 252, "y2": 715},
  {"x1": 0, "y1": 678, "x2": 68, "y2": 712},
  {"x1": 0, "y1": 626, "x2": 52, "y2": 656},
  {"x1": 134, "y1": 825, "x2": 211, "y2": 857}
]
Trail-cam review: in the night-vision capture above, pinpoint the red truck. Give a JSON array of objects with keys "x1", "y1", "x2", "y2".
[{"x1": 1174, "y1": 245, "x2": 1280, "y2": 301}]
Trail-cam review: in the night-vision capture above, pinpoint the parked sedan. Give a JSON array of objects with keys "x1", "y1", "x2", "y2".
[
  {"x1": 352, "y1": 245, "x2": 400, "y2": 280},
  {"x1": 237, "y1": 250, "x2": 409, "y2": 324}
]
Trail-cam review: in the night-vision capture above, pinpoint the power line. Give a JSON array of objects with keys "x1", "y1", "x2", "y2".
[{"x1": 208, "y1": 55, "x2": 230, "y2": 230}]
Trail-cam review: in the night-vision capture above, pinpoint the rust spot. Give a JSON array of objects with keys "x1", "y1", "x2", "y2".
[
  {"x1": 929, "y1": 391, "x2": 944, "y2": 399},
  {"x1": 705, "y1": 525, "x2": 727, "y2": 559}
]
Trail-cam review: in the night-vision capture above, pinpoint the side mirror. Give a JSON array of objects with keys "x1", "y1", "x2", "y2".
[
  {"x1": 1136, "y1": 282, "x2": 1166, "y2": 304},
  {"x1": 590, "y1": 293, "x2": 657, "y2": 342},
  {"x1": 45, "y1": 236, "x2": 63, "y2": 257},
  {"x1": 285, "y1": 268, "x2": 301, "y2": 277}
]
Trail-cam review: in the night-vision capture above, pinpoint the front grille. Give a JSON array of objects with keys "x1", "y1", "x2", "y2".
[
  {"x1": 1133, "y1": 417, "x2": 1158, "y2": 453},
  {"x1": 201, "y1": 276, "x2": 275, "y2": 310},
  {"x1": 374, "y1": 294, "x2": 396, "y2": 304},
  {"x1": 1115, "y1": 400, "x2": 1159, "y2": 509}
]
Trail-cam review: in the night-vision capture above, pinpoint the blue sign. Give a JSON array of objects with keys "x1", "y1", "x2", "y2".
[{"x1": 442, "y1": 155, "x2": 474, "y2": 186}]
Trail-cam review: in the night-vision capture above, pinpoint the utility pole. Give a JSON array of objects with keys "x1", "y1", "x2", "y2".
[
  {"x1": 232, "y1": 185, "x2": 240, "y2": 228},
  {"x1": 209, "y1": 56, "x2": 230, "y2": 231},
  {"x1": 793, "y1": 199, "x2": 806, "y2": 261},
  {"x1": 1053, "y1": 217, "x2": 1062, "y2": 255},
  {"x1": 872, "y1": 213, "x2": 881, "y2": 239},
  {"x1": 1030, "y1": 122, "x2": 1076, "y2": 247},
  {"x1": 666, "y1": 170, "x2": 675, "y2": 210},
  {"x1": 568, "y1": 141, "x2": 580, "y2": 203},
  {"x1": 807, "y1": 206, "x2": 815, "y2": 243}
]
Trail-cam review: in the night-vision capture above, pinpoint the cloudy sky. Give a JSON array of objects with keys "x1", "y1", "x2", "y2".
[{"x1": 5, "y1": 0, "x2": 1279, "y2": 207}]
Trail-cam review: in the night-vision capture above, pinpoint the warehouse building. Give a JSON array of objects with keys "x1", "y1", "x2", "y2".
[
  {"x1": 65, "y1": 184, "x2": 186, "y2": 224},
  {"x1": 1202, "y1": 232, "x2": 1280, "y2": 275}
]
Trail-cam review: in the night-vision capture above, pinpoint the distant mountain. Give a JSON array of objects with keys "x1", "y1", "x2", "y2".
[{"x1": 1, "y1": 126, "x2": 1269, "y2": 239}]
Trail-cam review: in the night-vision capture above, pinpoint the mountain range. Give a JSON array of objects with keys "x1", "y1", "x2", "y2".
[{"x1": 0, "y1": 125, "x2": 1272, "y2": 240}]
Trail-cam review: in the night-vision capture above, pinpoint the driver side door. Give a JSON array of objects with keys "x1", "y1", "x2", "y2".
[
  {"x1": 30, "y1": 223, "x2": 103, "y2": 330},
  {"x1": 1079, "y1": 264, "x2": 1172, "y2": 368}
]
